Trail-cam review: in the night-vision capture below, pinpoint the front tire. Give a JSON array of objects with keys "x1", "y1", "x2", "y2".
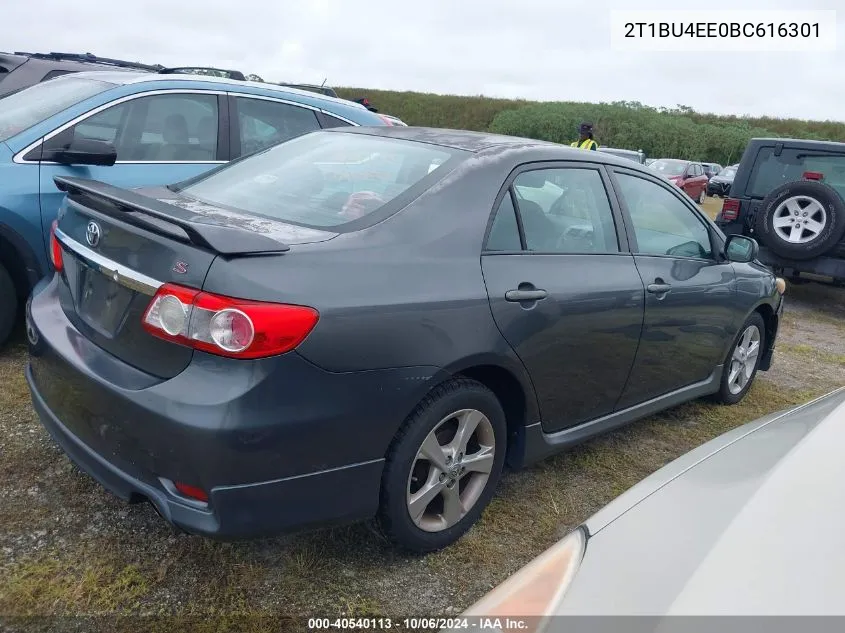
[
  {"x1": 377, "y1": 378, "x2": 506, "y2": 553},
  {"x1": 712, "y1": 312, "x2": 766, "y2": 405}
]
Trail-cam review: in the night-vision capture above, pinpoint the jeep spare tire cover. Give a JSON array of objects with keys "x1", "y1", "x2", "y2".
[{"x1": 755, "y1": 180, "x2": 845, "y2": 260}]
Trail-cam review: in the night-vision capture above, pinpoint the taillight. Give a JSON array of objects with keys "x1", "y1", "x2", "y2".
[
  {"x1": 142, "y1": 283, "x2": 319, "y2": 359},
  {"x1": 803, "y1": 171, "x2": 824, "y2": 181},
  {"x1": 50, "y1": 220, "x2": 64, "y2": 272},
  {"x1": 721, "y1": 198, "x2": 741, "y2": 221}
]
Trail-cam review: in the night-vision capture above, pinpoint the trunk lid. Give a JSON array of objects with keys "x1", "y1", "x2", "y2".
[{"x1": 52, "y1": 177, "x2": 335, "y2": 378}]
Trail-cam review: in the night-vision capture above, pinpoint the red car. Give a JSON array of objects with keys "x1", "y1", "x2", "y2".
[{"x1": 648, "y1": 159, "x2": 709, "y2": 204}]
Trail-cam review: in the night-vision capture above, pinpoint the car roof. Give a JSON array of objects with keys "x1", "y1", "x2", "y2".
[
  {"x1": 749, "y1": 137, "x2": 845, "y2": 150},
  {"x1": 324, "y1": 127, "x2": 663, "y2": 173},
  {"x1": 66, "y1": 70, "x2": 370, "y2": 111},
  {"x1": 324, "y1": 125, "x2": 566, "y2": 152}
]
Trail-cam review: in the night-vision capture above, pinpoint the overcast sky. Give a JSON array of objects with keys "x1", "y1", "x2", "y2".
[{"x1": 4, "y1": 0, "x2": 843, "y2": 121}]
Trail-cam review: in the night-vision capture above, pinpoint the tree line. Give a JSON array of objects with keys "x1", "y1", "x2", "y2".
[{"x1": 335, "y1": 88, "x2": 845, "y2": 166}]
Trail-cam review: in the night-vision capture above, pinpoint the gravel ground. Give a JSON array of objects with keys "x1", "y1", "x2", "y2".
[{"x1": 1, "y1": 271, "x2": 843, "y2": 632}]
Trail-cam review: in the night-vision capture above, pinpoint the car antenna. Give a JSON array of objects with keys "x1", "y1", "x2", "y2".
[{"x1": 321, "y1": 77, "x2": 327, "y2": 87}]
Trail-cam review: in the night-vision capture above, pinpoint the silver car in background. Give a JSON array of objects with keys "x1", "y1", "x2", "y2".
[{"x1": 455, "y1": 386, "x2": 845, "y2": 626}]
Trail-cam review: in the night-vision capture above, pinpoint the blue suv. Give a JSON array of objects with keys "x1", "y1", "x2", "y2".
[{"x1": 0, "y1": 71, "x2": 386, "y2": 345}]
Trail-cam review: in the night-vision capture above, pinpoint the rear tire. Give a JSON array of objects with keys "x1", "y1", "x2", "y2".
[
  {"x1": 755, "y1": 180, "x2": 845, "y2": 260},
  {"x1": 377, "y1": 378, "x2": 506, "y2": 553},
  {"x1": 0, "y1": 263, "x2": 17, "y2": 347},
  {"x1": 711, "y1": 312, "x2": 766, "y2": 405}
]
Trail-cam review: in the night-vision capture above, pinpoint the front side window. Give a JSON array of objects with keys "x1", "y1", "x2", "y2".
[
  {"x1": 236, "y1": 97, "x2": 321, "y2": 156},
  {"x1": 511, "y1": 168, "x2": 619, "y2": 253},
  {"x1": 0, "y1": 76, "x2": 115, "y2": 142},
  {"x1": 44, "y1": 93, "x2": 219, "y2": 161},
  {"x1": 178, "y1": 131, "x2": 463, "y2": 229},
  {"x1": 616, "y1": 173, "x2": 713, "y2": 259}
]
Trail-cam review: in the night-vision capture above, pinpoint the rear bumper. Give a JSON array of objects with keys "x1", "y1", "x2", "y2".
[
  {"x1": 757, "y1": 247, "x2": 845, "y2": 280},
  {"x1": 26, "y1": 276, "x2": 442, "y2": 539},
  {"x1": 28, "y1": 372, "x2": 383, "y2": 538}
]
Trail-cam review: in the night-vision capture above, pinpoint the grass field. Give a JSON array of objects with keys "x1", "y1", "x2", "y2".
[{"x1": 1, "y1": 197, "x2": 843, "y2": 631}]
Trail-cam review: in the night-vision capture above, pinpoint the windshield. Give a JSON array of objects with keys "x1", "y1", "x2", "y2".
[
  {"x1": 721, "y1": 167, "x2": 737, "y2": 178},
  {"x1": 0, "y1": 76, "x2": 115, "y2": 142},
  {"x1": 179, "y1": 131, "x2": 464, "y2": 229},
  {"x1": 649, "y1": 159, "x2": 687, "y2": 176}
]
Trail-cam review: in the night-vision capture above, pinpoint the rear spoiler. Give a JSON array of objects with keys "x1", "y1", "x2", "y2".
[{"x1": 54, "y1": 177, "x2": 289, "y2": 255}]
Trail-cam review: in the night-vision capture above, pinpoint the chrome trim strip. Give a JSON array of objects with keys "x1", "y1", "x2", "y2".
[
  {"x1": 230, "y1": 93, "x2": 359, "y2": 126},
  {"x1": 13, "y1": 89, "x2": 228, "y2": 165},
  {"x1": 54, "y1": 228, "x2": 163, "y2": 296}
]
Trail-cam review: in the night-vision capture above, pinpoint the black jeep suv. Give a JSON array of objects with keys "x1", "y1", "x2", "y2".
[{"x1": 715, "y1": 138, "x2": 845, "y2": 283}]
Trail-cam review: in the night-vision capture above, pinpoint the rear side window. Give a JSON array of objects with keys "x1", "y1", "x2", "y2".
[
  {"x1": 178, "y1": 131, "x2": 464, "y2": 229},
  {"x1": 513, "y1": 168, "x2": 619, "y2": 253},
  {"x1": 321, "y1": 113, "x2": 352, "y2": 128},
  {"x1": 749, "y1": 147, "x2": 845, "y2": 200},
  {"x1": 486, "y1": 192, "x2": 522, "y2": 251},
  {"x1": 236, "y1": 97, "x2": 321, "y2": 156}
]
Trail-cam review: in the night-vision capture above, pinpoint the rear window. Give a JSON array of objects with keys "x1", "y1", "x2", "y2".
[
  {"x1": 649, "y1": 159, "x2": 687, "y2": 176},
  {"x1": 748, "y1": 147, "x2": 845, "y2": 199},
  {"x1": 178, "y1": 131, "x2": 465, "y2": 229},
  {"x1": 0, "y1": 75, "x2": 115, "y2": 142}
]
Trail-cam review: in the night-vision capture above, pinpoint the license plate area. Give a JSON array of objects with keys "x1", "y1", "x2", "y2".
[{"x1": 75, "y1": 263, "x2": 135, "y2": 337}]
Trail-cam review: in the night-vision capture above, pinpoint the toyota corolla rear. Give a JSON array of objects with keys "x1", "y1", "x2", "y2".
[{"x1": 25, "y1": 130, "x2": 465, "y2": 539}]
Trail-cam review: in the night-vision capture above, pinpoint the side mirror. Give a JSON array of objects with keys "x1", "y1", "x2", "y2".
[
  {"x1": 48, "y1": 138, "x2": 117, "y2": 167},
  {"x1": 725, "y1": 234, "x2": 759, "y2": 263}
]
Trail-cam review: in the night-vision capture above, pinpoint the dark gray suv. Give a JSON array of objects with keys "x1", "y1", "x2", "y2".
[
  {"x1": 0, "y1": 52, "x2": 160, "y2": 98},
  {"x1": 26, "y1": 127, "x2": 785, "y2": 552}
]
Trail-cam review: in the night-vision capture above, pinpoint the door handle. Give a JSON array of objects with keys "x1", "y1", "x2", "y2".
[
  {"x1": 505, "y1": 288, "x2": 548, "y2": 302},
  {"x1": 647, "y1": 283, "x2": 672, "y2": 294}
]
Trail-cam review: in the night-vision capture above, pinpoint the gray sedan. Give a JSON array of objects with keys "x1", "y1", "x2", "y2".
[
  {"x1": 27, "y1": 127, "x2": 784, "y2": 553},
  {"x1": 460, "y1": 386, "x2": 845, "y2": 622}
]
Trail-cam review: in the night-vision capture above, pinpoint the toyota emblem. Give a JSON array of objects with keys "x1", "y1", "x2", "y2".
[{"x1": 86, "y1": 221, "x2": 101, "y2": 247}]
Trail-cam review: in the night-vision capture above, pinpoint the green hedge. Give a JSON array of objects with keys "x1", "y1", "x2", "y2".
[{"x1": 336, "y1": 88, "x2": 845, "y2": 166}]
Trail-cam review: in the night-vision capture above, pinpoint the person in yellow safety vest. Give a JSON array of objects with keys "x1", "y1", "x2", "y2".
[{"x1": 571, "y1": 122, "x2": 598, "y2": 151}]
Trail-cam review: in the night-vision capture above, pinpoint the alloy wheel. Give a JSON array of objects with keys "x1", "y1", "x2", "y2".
[
  {"x1": 406, "y1": 409, "x2": 495, "y2": 533},
  {"x1": 773, "y1": 196, "x2": 827, "y2": 244},
  {"x1": 728, "y1": 324, "x2": 761, "y2": 395}
]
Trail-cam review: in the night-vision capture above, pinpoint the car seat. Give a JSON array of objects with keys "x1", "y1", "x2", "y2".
[
  {"x1": 195, "y1": 115, "x2": 217, "y2": 159},
  {"x1": 518, "y1": 199, "x2": 558, "y2": 250},
  {"x1": 158, "y1": 114, "x2": 189, "y2": 160}
]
